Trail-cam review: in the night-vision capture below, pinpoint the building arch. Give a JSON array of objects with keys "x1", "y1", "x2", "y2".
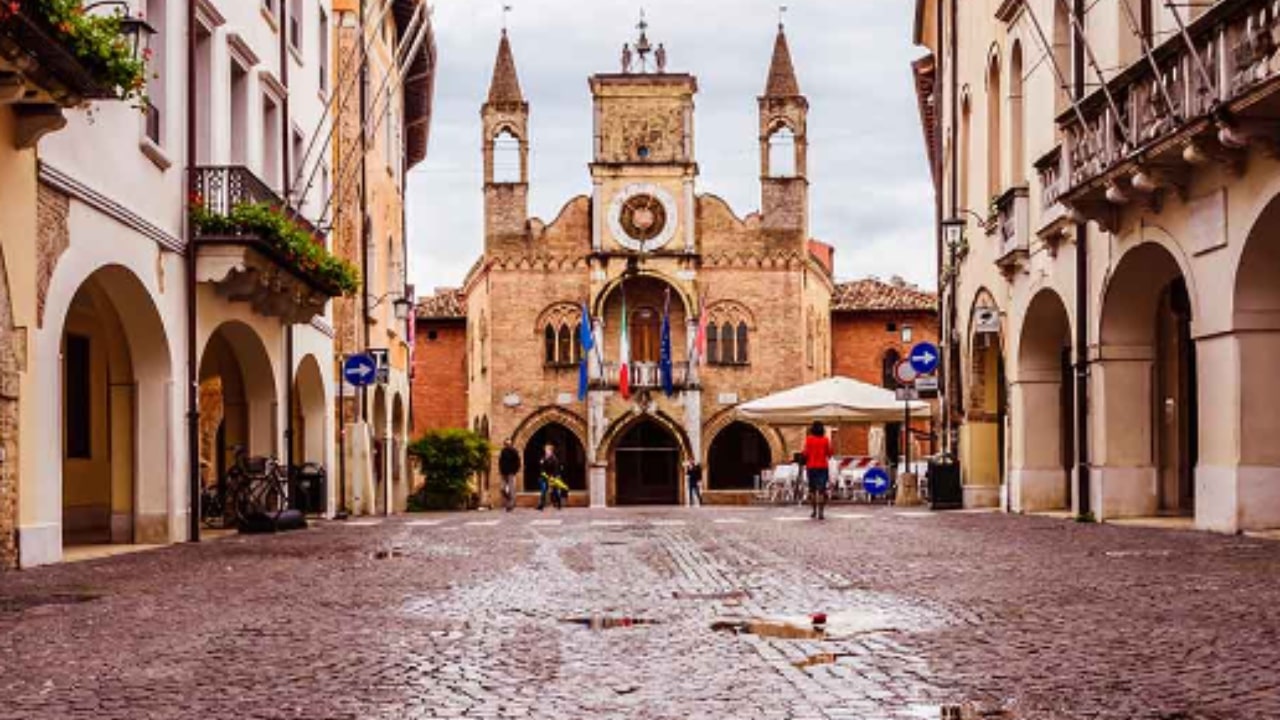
[
  {"x1": 1008, "y1": 40, "x2": 1026, "y2": 186},
  {"x1": 986, "y1": 49, "x2": 1003, "y2": 199},
  {"x1": 1010, "y1": 288, "x2": 1074, "y2": 512},
  {"x1": 536, "y1": 301, "x2": 584, "y2": 366},
  {"x1": 706, "y1": 421, "x2": 775, "y2": 491},
  {"x1": 702, "y1": 407, "x2": 786, "y2": 468},
  {"x1": 592, "y1": 270, "x2": 693, "y2": 321},
  {"x1": 510, "y1": 405, "x2": 589, "y2": 453},
  {"x1": 962, "y1": 287, "x2": 1006, "y2": 504},
  {"x1": 292, "y1": 353, "x2": 327, "y2": 468},
  {"x1": 1096, "y1": 241, "x2": 1197, "y2": 519},
  {"x1": 55, "y1": 264, "x2": 173, "y2": 548},
  {"x1": 605, "y1": 410, "x2": 689, "y2": 506},
  {"x1": 372, "y1": 386, "x2": 389, "y2": 514}
]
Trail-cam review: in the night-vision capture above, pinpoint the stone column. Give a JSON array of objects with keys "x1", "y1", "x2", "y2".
[
  {"x1": 587, "y1": 390, "x2": 608, "y2": 508},
  {"x1": 1008, "y1": 371, "x2": 1069, "y2": 513},
  {"x1": 684, "y1": 389, "x2": 702, "y2": 460},
  {"x1": 683, "y1": 179, "x2": 696, "y2": 253},
  {"x1": 1090, "y1": 350, "x2": 1158, "y2": 520},
  {"x1": 685, "y1": 317, "x2": 698, "y2": 385},
  {"x1": 589, "y1": 317, "x2": 604, "y2": 381},
  {"x1": 592, "y1": 179, "x2": 603, "y2": 252}
]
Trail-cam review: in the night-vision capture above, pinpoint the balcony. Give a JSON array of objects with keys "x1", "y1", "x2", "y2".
[
  {"x1": 192, "y1": 166, "x2": 354, "y2": 323},
  {"x1": 594, "y1": 361, "x2": 693, "y2": 391},
  {"x1": 1046, "y1": 0, "x2": 1280, "y2": 226},
  {"x1": 994, "y1": 185, "x2": 1029, "y2": 273}
]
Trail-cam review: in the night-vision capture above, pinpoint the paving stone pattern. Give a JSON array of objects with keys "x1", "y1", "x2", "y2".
[{"x1": 1, "y1": 508, "x2": 1279, "y2": 719}]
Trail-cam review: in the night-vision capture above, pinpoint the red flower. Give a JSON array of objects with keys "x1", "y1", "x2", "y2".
[{"x1": 143, "y1": 48, "x2": 153, "y2": 61}]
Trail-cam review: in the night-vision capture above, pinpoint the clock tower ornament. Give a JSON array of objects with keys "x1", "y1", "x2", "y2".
[{"x1": 608, "y1": 183, "x2": 679, "y2": 252}]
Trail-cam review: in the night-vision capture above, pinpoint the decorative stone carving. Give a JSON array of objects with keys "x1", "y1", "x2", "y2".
[{"x1": 196, "y1": 242, "x2": 331, "y2": 324}]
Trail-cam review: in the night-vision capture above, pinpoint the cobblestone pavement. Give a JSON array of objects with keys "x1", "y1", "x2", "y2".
[{"x1": 2, "y1": 507, "x2": 1280, "y2": 719}]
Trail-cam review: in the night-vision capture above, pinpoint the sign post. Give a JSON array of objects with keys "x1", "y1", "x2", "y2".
[
  {"x1": 862, "y1": 466, "x2": 891, "y2": 498},
  {"x1": 343, "y1": 353, "x2": 378, "y2": 388}
]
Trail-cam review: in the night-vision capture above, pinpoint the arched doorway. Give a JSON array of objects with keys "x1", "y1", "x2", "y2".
[
  {"x1": 614, "y1": 418, "x2": 680, "y2": 505},
  {"x1": 522, "y1": 422, "x2": 587, "y2": 495},
  {"x1": 292, "y1": 355, "x2": 326, "y2": 467},
  {"x1": 391, "y1": 394, "x2": 407, "y2": 512},
  {"x1": 198, "y1": 321, "x2": 278, "y2": 525},
  {"x1": 1098, "y1": 243, "x2": 1197, "y2": 518},
  {"x1": 1231, "y1": 195, "x2": 1280, "y2": 530},
  {"x1": 372, "y1": 386, "x2": 388, "y2": 515},
  {"x1": 1011, "y1": 289, "x2": 1073, "y2": 512},
  {"x1": 708, "y1": 422, "x2": 772, "y2": 490},
  {"x1": 59, "y1": 266, "x2": 172, "y2": 546},
  {"x1": 964, "y1": 292, "x2": 1005, "y2": 507}
]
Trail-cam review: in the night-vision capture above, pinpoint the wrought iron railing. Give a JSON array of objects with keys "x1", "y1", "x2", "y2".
[
  {"x1": 1051, "y1": 0, "x2": 1279, "y2": 202},
  {"x1": 191, "y1": 165, "x2": 319, "y2": 236},
  {"x1": 595, "y1": 360, "x2": 691, "y2": 390}
]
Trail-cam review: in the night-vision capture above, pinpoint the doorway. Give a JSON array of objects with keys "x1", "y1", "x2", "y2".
[
  {"x1": 1156, "y1": 278, "x2": 1197, "y2": 515},
  {"x1": 614, "y1": 419, "x2": 680, "y2": 505}
]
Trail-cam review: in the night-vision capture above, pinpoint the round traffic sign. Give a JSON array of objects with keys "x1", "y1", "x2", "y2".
[
  {"x1": 343, "y1": 353, "x2": 377, "y2": 387},
  {"x1": 863, "y1": 467, "x2": 891, "y2": 497},
  {"x1": 909, "y1": 342, "x2": 940, "y2": 375},
  {"x1": 894, "y1": 359, "x2": 918, "y2": 386}
]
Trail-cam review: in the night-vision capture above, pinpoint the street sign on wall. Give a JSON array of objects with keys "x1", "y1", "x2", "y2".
[{"x1": 909, "y1": 342, "x2": 940, "y2": 375}]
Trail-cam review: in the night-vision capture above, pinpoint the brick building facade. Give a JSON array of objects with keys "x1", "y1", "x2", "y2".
[{"x1": 409, "y1": 24, "x2": 939, "y2": 508}]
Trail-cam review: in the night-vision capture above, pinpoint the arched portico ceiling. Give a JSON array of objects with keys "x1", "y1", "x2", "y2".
[
  {"x1": 1017, "y1": 289, "x2": 1073, "y2": 374},
  {"x1": 199, "y1": 320, "x2": 277, "y2": 401},
  {"x1": 1100, "y1": 242, "x2": 1190, "y2": 347}
]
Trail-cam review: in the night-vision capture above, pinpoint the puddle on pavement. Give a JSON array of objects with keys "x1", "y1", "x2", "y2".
[
  {"x1": 373, "y1": 547, "x2": 407, "y2": 559},
  {"x1": 793, "y1": 651, "x2": 850, "y2": 668},
  {"x1": 713, "y1": 608, "x2": 911, "y2": 640},
  {"x1": 1103, "y1": 549, "x2": 1171, "y2": 559},
  {"x1": 560, "y1": 615, "x2": 659, "y2": 631}
]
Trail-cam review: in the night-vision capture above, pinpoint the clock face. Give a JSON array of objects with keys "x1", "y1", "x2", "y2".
[{"x1": 608, "y1": 183, "x2": 679, "y2": 252}]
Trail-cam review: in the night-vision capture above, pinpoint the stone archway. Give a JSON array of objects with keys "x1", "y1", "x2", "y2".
[
  {"x1": 963, "y1": 289, "x2": 1005, "y2": 508},
  {"x1": 58, "y1": 265, "x2": 173, "y2": 547},
  {"x1": 1218, "y1": 194, "x2": 1280, "y2": 531},
  {"x1": 706, "y1": 421, "x2": 774, "y2": 491},
  {"x1": 1096, "y1": 242, "x2": 1197, "y2": 520},
  {"x1": 293, "y1": 355, "x2": 326, "y2": 468},
  {"x1": 612, "y1": 417, "x2": 682, "y2": 506},
  {"x1": 1010, "y1": 289, "x2": 1073, "y2": 512},
  {"x1": 198, "y1": 320, "x2": 278, "y2": 525}
]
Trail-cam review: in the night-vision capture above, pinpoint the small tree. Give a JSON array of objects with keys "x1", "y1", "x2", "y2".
[{"x1": 408, "y1": 428, "x2": 492, "y2": 511}]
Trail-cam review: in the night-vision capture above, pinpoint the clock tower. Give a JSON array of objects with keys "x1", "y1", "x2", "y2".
[{"x1": 588, "y1": 19, "x2": 697, "y2": 256}]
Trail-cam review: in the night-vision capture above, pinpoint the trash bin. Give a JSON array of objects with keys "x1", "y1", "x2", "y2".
[
  {"x1": 927, "y1": 456, "x2": 963, "y2": 510},
  {"x1": 291, "y1": 462, "x2": 327, "y2": 514}
]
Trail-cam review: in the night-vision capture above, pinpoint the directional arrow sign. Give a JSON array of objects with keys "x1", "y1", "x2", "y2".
[
  {"x1": 909, "y1": 341, "x2": 940, "y2": 375},
  {"x1": 863, "y1": 467, "x2": 891, "y2": 497},
  {"x1": 343, "y1": 353, "x2": 377, "y2": 387}
]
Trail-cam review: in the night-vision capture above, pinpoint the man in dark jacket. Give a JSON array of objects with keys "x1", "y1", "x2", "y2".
[{"x1": 498, "y1": 439, "x2": 521, "y2": 512}]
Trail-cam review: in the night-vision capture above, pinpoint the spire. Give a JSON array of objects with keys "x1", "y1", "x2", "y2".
[
  {"x1": 764, "y1": 25, "x2": 801, "y2": 97},
  {"x1": 487, "y1": 30, "x2": 524, "y2": 105}
]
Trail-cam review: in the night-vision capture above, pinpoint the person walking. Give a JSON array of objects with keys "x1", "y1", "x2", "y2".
[
  {"x1": 804, "y1": 421, "x2": 833, "y2": 520},
  {"x1": 539, "y1": 444, "x2": 567, "y2": 511},
  {"x1": 685, "y1": 459, "x2": 704, "y2": 507},
  {"x1": 498, "y1": 439, "x2": 521, "y2": 512}
]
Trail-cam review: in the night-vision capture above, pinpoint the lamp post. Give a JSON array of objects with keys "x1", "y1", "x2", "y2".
[{"x1": 939, "y1": 216, "x2": 967, "y2": 460}]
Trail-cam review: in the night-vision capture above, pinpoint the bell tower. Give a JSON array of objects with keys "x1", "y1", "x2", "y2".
[
  {"x1": 759, "y1": 22, "x2": 809, "y2": 244},
  {"x1": 482, "y1": 29, "x2": 529, "y2": 252}
]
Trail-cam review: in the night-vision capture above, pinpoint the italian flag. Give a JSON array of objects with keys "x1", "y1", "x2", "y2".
[
  {"x1": 694, "y1": 293, "x2": 708, "y2": 365},
  {"x1": 619, "y1": 289, "x2": 631, "y2": 400}
]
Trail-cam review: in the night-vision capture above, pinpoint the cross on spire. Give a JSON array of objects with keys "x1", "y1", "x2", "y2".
[
  {"x1": 502, "y1": 3, "x2": 512, "y2": 31},
  {"x1": 778, "y1": 4, "x2": 788, "y2": 29},
  {"x1": 635, "y1": 8, "x2": 652, "y2": 70}
]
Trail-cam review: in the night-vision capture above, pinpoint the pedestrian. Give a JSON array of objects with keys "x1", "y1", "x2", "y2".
[
  {"x1": 685, "y1": 459, "x2": 704, "y2": 507},
  {"x1": 539, "y1": 443, "x2": 566, "y2": 511},
  {"x1": 803, "y1": 420, "x2": 833, "y2": 520},
  {"x1": 498, "y1": 439, "x2": 521, "y2": 512}
]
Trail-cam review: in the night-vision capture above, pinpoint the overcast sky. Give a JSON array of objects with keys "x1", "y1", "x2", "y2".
[{"x1": 405, "y1": 0, "x2": 934, "y2": 296}]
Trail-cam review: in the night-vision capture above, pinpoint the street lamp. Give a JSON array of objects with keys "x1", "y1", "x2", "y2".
[{"x1": 84, "y1": 1, "x2": 156, "y2": 61}]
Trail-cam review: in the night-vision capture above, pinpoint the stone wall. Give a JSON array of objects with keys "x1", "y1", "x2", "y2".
[{"x1": 411, "y1": 319, "x2": 467, "y2": 437}]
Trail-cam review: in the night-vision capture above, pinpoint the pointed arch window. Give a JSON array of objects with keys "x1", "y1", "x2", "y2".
[
  {"x1": 767, "y1": 125, "x2": 797, "y2": 178},
  {"x1": 557, "y1": 323, "x2": 572, "y2": 366},
  {"x1": 539, "y1": 303, "x2": 585, "y2": 368},
  {"x1": 1009, "y1": 42, "x2": 1026, "y2": 186},
  {"x1": 544, "y1": 325, "x2": 556, "y2": 365},
  {"x1": 987, "y1": 54, "x2": 1003, "y2": 200},
  {"x1": 706, "y1": 323, "x2": 720, "y2": 365},
  {"x1": 492, "y1": 129, "x2": 522, "y2": 184},
  {"x1": 736, "y1": 322, "x2": 749, "y2": 364}
]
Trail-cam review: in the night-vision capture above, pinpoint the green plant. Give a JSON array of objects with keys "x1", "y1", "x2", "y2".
[
  {"x1": 8, "y1": 0, "x2": 150, "y2": 101},
  {"x1": 189, "y1": 197, "x2": 361, "y2": 296},
  {"x1": 407, "y1": 429, "x2": 492, "y2": 511}
]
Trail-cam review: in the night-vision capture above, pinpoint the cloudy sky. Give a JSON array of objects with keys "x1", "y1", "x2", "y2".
[{"x1": 405, "y1": 0, "x2": 934, "y2": 295}]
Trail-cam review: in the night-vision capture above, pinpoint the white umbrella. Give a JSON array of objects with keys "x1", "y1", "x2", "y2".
[{"x1": 737, "y1": 376, "x2": 931, "y2": 425}]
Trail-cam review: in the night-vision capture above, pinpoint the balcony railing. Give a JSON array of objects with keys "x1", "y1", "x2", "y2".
[
  {"x1": 1048, "y1": 0, "x2": 1280, "y2": 213},
  {"x1": 994, "y1": 185, "x2": 1029, "y2": 270},
  {"x1": 595, "y1": 361, "x2": 692, "y2": 390},
  {"x1": 192, "y1": 165, "x2": 320, "y2": 236}
]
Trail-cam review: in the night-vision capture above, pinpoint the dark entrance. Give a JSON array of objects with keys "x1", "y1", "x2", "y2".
[
  {"x1": 615, "y1": 419, "x2": 680, "y2": 505},
  {"x1": 1156, "y1": 278, "x2": 1197, "y2": 515},
  {"x1": 523, "y1": 423, "x2": 587, "y2": 493},
  {"x1": 708, "y1": 422, "x2": 771, "y2": 490}
]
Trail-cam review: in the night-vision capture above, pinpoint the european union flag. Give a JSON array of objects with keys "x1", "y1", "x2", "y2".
[{"x1": 659, "y1": 290, "x2": 673, "y2": 397}]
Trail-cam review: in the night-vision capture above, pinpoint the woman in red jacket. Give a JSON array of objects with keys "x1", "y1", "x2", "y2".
[{"x1": 803, "y1": 421, "x2": 833, "y2": 520}]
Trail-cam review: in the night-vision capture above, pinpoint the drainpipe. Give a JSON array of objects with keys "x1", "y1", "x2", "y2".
[
  {"x1": 945, "y1": 0, "x2": 958, "y2": 458},
  {"x1": 1072, "y1": 0, "x2": 1091, "y2": 518},
  {"x1": 359, "y1": 0, "x2": 371, "y2": 424},
  {"x1": 186, "y1": 0, "x2": 200, "y2": 543},
  {"x1": 281, "y1": 0, "x2": 295, "y2": 480}
]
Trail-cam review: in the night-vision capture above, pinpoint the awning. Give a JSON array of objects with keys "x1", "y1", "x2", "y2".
[{"x1": 737, "y1": 376, "x2": 931, "y2": 425}]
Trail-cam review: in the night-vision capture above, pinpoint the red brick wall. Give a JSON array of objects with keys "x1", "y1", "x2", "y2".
[
  {"x1": 412, "y1": 319, "x2": 468, "y2": 438},
  {"x1": 830, "y1": 310, "x2": 938, "y2": 457}
]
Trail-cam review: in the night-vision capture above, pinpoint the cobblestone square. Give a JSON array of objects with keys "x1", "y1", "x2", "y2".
[{"x1": 3, "y1": 508, "x2": 1279, "y2": 719}]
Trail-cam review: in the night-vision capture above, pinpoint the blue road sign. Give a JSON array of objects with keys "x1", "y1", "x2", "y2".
[
  {"x1": 909, "y1": 342, "x2": 940, "y2": 375},
  {"x1": 863, "y1": 467, "x2": 891, "y2": 497},
  {"x1": 343, "y1": 353, "x2": 377, "y2": 387}
]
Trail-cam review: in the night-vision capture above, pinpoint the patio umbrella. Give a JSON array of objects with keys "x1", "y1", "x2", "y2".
[{"x1": 736, "y1": 376, "x2": 931, "y2": 425}]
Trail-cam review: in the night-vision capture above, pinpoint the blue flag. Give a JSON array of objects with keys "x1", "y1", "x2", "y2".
[
  {"x1": 578, "y1": 356, "x2": 589, "y2": 401},
  {"x1": 660, "y1": 289, "x2": 673, "y2": 397},
  {"x1": 579, "y1": 301, "x2": 594, "y2": 352}
]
